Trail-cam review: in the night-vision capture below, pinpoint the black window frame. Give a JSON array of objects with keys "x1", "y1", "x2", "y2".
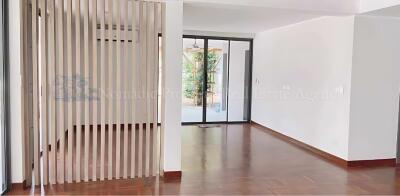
[{"x1": 181, "y1": 35, "x2": 253, "y2": 125}]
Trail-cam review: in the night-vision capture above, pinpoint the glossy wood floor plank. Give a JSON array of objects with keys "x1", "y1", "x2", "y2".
[{"x1": 8, "y1": 124, "x2": 400, "y2": 195}]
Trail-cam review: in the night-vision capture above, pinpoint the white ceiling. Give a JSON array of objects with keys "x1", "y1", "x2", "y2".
[
  {"x1": 183, "y1": 0, "x2": 400, "y2": 33},
  {"x1": 184, "y1": 0, "x2": 360, "y2": 14},
  {"x1": 183, "y1": 4, "x2": 320, "y2": 33}
]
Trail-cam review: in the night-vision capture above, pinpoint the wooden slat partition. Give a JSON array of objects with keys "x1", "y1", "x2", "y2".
[
  {"x1": 23, "y1": 0, "x2": 163, "y2": 186},
  {"x1": 138, "y1": 1, "x2": 145, "y2": 178},
  {"x1": 66, "y1": 0, "x2": 74, "y2": 183},
  {"x1": 99, "y1": 0, "x2": 106, "y2": 181},
  {"x1": 153, "y1": 3, "x2": 160, "y2": 176},
  {"x1": 83, "y1": 0, "x2": 90, "y2": 182},
  {"x1": 92, "y1": 0, "x2": 99, "y2": 181},
  {"x1": 115, "y1": 0, "x2": 121, "y2": 180},
  {"x1": 21, "y1": 0, "x2": 32, "y2": 186},
  {"x1": 123, "y1": 0, "x2": 129, "y2": 179},
  {"x1": 39, "y1": 0, "x2": 49, "y2": 185},
  {"x1": 130, "y1": 0, "x2": 137, "y2": 179},
  {"x1": 107, "y1": 0, "x2": 113, "y2": 181},
  {"x1": 160, "y1": 3, "x2": 165, "y2": 177},
  {"x1": 48, "y1": 0, "x2": 57, "y2": 185},
  {"x1": 75, "y1": 0, "x2": 82, "y2": 183},
  {"x1": 56, "y1": 0, "x2": 65, "y2": 184},
  {"x1": 145, "y1": 2, "x2": 154, "y2": 177},
  {"x1": 31, "y1": 0, "x2": 40, "y2": 186}
]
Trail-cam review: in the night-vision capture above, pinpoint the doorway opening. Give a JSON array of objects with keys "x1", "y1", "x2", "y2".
[{"x1": 181, "y1": 35, "x2": 253, "y2": 124}]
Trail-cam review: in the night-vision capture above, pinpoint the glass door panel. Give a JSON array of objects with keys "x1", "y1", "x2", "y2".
[
  {"x1": 206, "y1": 40, "x2": 229, "y2": 122},
  {"x1": 228, "y1": 41, "x2": 251, "y2": 122},
  {"x1": 182, "y1": 38, "x2": 205, "y2": 123}
]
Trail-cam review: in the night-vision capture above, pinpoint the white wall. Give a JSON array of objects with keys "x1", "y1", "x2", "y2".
[
  {"x1": 161, "y1": 0, "x2": 183, "y2": 172},
  {"x1": 8, "y1": 0, "x2": 24, "y2": 183},
  {"x1": 358, "y1": 0, "x2": 400, "y2": 13},
  {"x1": 252, "y1": 16, "x2": 355, "y2": 160},
  {"x1": 348, "y1": 15, "x2": 400, "y2": 160}
]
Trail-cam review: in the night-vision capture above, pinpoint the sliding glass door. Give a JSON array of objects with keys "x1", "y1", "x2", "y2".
[
  {"x1": 206, "y1": 40, "x2": 229, "y2": 122},
  {"x1": 228, "y1": 41, "x2": 252, "y2": 121},
  {"x1": 182, "y1": 36, "x2": 252, "y2": 124},
  {"x1": 182, "y1": 38, "x2": 205, "y2": 122}
]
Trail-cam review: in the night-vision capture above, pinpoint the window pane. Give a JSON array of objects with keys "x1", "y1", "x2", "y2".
[
  {"x1": 182, "y1": 38, "x2": 204, "y2": 123},
  {"x1": 228, "y1": 41, "x2": 251, "y2": 122},
  {"x1": 206, "y1": 40, "x2": 229, "y2": 122}
]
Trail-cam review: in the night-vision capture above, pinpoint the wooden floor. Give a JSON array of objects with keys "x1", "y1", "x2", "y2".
[{"x1": 8, "y1": 123, "x2": 400, "y2": 195}]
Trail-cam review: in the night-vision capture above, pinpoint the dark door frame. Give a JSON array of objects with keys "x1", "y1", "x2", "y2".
[
  {"x1": 1, "y1": 0, "x2": 11, "y2": 193},
  {"x1": 182, "y1": 35, "x2": 254, "y2": 125}
]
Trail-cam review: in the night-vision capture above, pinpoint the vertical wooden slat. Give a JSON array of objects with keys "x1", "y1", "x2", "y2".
[
  {"x1": 145, "y1": 2, "x2": 153, "y2": 178},
  {"x1": 107, "y1": 0, "x2": 113, "y2": 180},
  {"x1": 159, "y1": 2, "x2": 166, "y2": 177},
  {"x1": 137, "y1": 1, "x2": 145, "y2": 178},
  {"x1": 19, "y1": 0, "x2": 27, "y2": 186},
  {"x1": 130, "y1": 0, "x2": 137, "y2": 179},
  {"x1": 48, "y1": 0, "x2": 57, "y2": 184},
  {"x1": 138, "y1": 121, "x2": 143, "y2": 177},
  {"x1": 31, "y1": 0, "x2": 40, "y2": 185},
  {"x1": 83, "y1": 0, "x2": 90, "y2": 182},
  {"x1": 92, "y1": 0, "x2": 98, "y2": 181},
  {"x1": 153, "y1": 2, "x2": 159, "y2": 176},
  {"x1": 122, "y1": 0, "x2": 129, "y2": 179},
  {"x1": 40, "y1": 0, "x2": 49, "y2": 185},
  {"x1": 75, "y1": 0, "x2": 82, "y2": 183},
  {"x1": 66, "y1": 0, "x2": 74, "y2": 183},
  {"x1": 20, "y1": 0, "x2": 27, "y2": 186},
  {"x1": 56, "y1": 0, "x2": 65, "y2": 184},
  {"x1": 115, "y1": 0, "x2": 121, "y2": 179},
  {"x1": 22, "y1": 0, "x2": 32, "y2": 186},
  {"x1": 99, "y1": 0, "x2": 106, "y2": 181}
]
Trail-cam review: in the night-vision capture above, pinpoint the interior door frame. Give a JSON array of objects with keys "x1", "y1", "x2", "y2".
[{"x1": 182, "y1": 35, "x2": 253, "y2": 125}]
